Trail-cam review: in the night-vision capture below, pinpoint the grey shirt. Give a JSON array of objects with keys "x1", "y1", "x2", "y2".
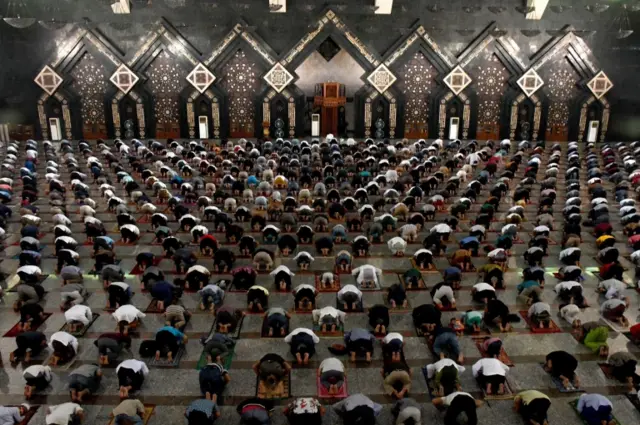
[
  {"x1": 69, "y1": 364, "x2": 99, "y2": 378},
  {"x1": 61, "y1": 283, "x2": 85, "y2": 295},
  {"x1": 345, "y1": 328, "x2": 375, "y2": 343},
  {"x1": 334, "y1": 394, "x2": 382, "y2": 415}
]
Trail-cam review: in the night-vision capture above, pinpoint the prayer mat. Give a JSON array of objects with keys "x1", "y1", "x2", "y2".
[
  {"x1": 601, "y1": 316, "x2": 631, "y2": 333},
  {"x1": 313, "y1": 322, "x2": 344, "y2": 337},
  {"x1": 213, "y1": 313, "x2": 244, "y2": 339},
  {"x1": 569, "y1": 399, "x2": 621, "y2": 425},
  {"x1": 145, "y1": 299, "x2": 184, "y2": 314},
  {"x1": 43, "y1": 352, "x2": 77, "y2": 370},
  {"x1": 293, "y1": 305, "x2": 315, "y2": 314},
  {"x1": 115, "y1": 239, "x2": 136, "y2": 246},
  {"x1": 398, "y1": 272, "x2": 428, "y2": 291},
  {"x1": 519, "y1": 311, "x2": 562, "y2": 334},
  {"x1": 3, "y1": 312, "x2": 52, "y2": 337},
  {"x1": 333, "y1": 265, "x2": 352, "y2": 275},
  {"x1": 420, "y1": 367, "x2": 440, "y2": 400},
  {"x1": 196, "y1": 347, "x2": 235, "y2": 371},
  {"x1": 356, "y1": 279, "x2": 381, "y2": 291},
  {"x1": 598, "y1": 362, "x2": 616, "y2": 380},
  {"x1": 436, "y1": 304, "x2": 457, "y2": 312},
  {"x1": 473, "y1": 337, "x2": 514, "y2": 366},
  {"x1": 146, "y1": 346, "x2": 185, "y2": 367},
  {"x1": 626, "y1": 393, "x2": 640, "y2": 413},
  {"x1": 256, "y1": 372, "x2": 291, "y2": 400},
  {"x1": 317, "y1": 374, "x2": 348, "y2": 399},
  {"x1": 129, "y1": 257, "x2": 164, "y2": 275},
  {"x1": 543, "y1": 365, "x2": 584, "y2": 393},
  {"x1": 12, "y1": 405, "x2": 38, "y2": 425},
  {"x1": 466, "y1": 326, "x2": 492, "y2": 337},
  {"x1": 108, "y1": 405, "x2": 155, "y2": 425},
  {"x1": 336, "y1": 297, "x2": 364, "y2": 313},
  {"x1": 60, "y1": 313, "x2": 100, "y2": 337},
  {"x1": 314, "y1": 273, "x2": 341, "y2": 293},
  {"x1": 7, "y1": 274, "x2": 50, "y2": 292},
  {"x1": 477, "y1": 378, "x2": 514, "y2": 400}
]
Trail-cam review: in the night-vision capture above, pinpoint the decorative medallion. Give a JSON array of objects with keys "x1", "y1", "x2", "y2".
[
  {"x1": 516, "y1": 68, "x2": 544, "y2": 98},
  {"x1": 34, "y1": 65, "x2": 63, "y2": 95},
  {"x1": 187, "y1": 63, "x2": 216, "y2": 94},
  {"x1": 547, "y1": 102, "x2": 570, "y2": 126},
  {"x1": 475, "y1": 60, "x2": 508, "y2": 99},
  {"x1": 546, "y1": 65, "x2": 577, "y2": 101},
  {"x1": 264, "y1": 63, "x2": 294, "y2": 93},
  {"x1": 367, "y1": 64, "x2": 397, "y2": 94},
  {"x1": 479, "y1": 100, "x2": 501, "y2": 125},
  {"x1": 587, "y1": 70, "x2": 613, "y2": 100},
  {"x1": 443, "y1": 65, "x2": 472, "y2": 95},
  {"x1": 109, "y1": 64, "x2": 139, "y2": 95}
]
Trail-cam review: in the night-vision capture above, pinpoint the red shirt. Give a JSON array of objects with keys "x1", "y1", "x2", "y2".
[{"x1": 595, "y1": 223, "x2": 612, "y2": 235}]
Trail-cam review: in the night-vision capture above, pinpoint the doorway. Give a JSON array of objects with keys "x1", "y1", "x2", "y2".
[
  {"x1": 119, "y1": 97, "x2": 139, "y2": 139},
  {"x1": 44, "y1": 97, "x2": 65, "y2": 140}
]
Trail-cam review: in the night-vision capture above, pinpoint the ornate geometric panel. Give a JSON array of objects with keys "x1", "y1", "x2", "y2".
[
  {"x1": 109, "y1": 64, "x2": 139, "y2": 95},
  {"x1": 473, "y1": 55, "x2": 509, "y2": 100},
  {"x1": 147, "y1": 50, "x2": 189, "y2": 125},
  {"x1": 219, "y1": 49, "x2": 264, "y2": 135},
  {"x1": 186, "y1": 63, "x2": 216, "y2": 94},
  {"x1": 587, "y1": 71, "x2": 613, "y2": 100},
  {"x1": 443, "y1": 65, "x2": 472, "y2": 95},
  {"x1": 34, "y1": 65, "x2": 63, "y2": 95},
  {"x1": 367, "y1": 64, "x2": 397, "y2": 94},
  {"x1": 547, "y1": 102, "x2": 570, "y2": 126},
  {"x1": 264, "y1": 63, "x2": 294, "y2": 93},
  {"x1": 395, "y1": 52, "x2": 436, "y2": 134},
  {"x1": 147, "y1": 50, "x2": 188, "y2": 95},
  {"x1": 69, "y1": 53, "x2": 107, "y2": 125},
  {"x1": 544, "y1": 59, "x2": 580, "y2": 101},
  {"x1": 155, "y1": 96, "x2": 180, "y2": 125},
  {"x1": 517, "y1": 68, "x2": 544, "y2": 98},
  {"x1": 478, "y1": 100, "x2": 501, "y2": 125}
]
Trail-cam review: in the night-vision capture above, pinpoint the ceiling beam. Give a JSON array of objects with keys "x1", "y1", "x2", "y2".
[
  {"x1": 111, "y1": 0, "x2": 131, "y2": 14},
  {"x1": 374, "y1": 0, "x2": 394, "y2": 15},
  {"x1": 526, "y1": 0, "x2": 549, "y2": 20}
]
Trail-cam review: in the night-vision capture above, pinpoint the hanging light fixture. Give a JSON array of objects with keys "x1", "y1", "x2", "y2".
[
  {"x1": 615, "y1": 5, "x2": 634, "y2": 39},
  {"x1": 3, "y1": 17, "x2": 36, "y2": 28}
]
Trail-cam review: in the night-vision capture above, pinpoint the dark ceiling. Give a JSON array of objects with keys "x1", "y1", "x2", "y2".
[{"x1": 2, "y1": 0, "x2": 640, "y2": 138}]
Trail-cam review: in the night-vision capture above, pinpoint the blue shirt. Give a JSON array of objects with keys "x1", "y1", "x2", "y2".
[
  {"x1": 97, "y1": 236, "x2": 115, "y2": 247},
  {"x1": 461, "y1": 236, "x2": 478, "y2": 245},
  {"x1": 22, "y1": 250, "x2": 41, "y2": 259},
  {"x1": 186, "y1": 399, "x2": 216, "y2": 418},
  {"x1": 0, "y1": 406, "x2": 24, "y2": 425},
  {"x1": 345, "y1": 328, "x2": 375, "y2": 343},
  {"x1": 516, "y1": 280, "x2": 539, "y2": 293},
  {"x1": 156, "y1": 326, "x2": 184, "y2": 341},
  {"x1": 444, "y1": 267, "x2": 461, "y2": 278}
]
